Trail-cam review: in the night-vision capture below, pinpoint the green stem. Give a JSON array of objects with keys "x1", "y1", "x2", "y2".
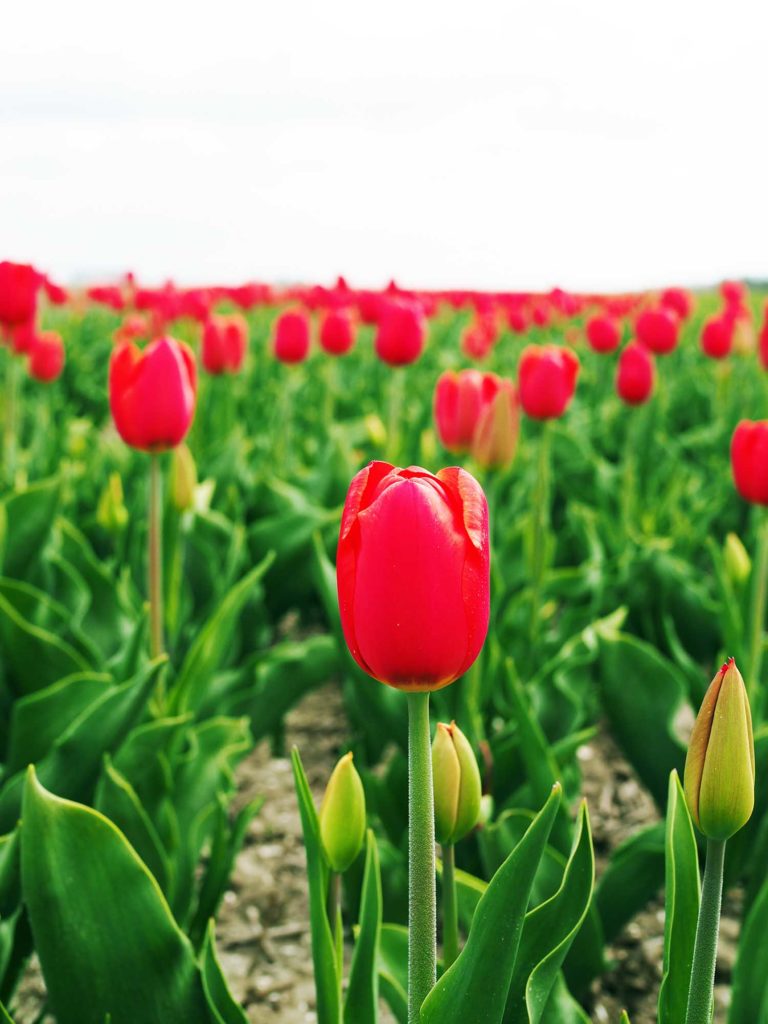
[
  {"x1": 386, "y1": 368, "x2": 404, "y2": 464},
  {"x1": 148, "y1": 453, "x2": 164, "y2": 660},
  {"x1": 324, "y1": 357, "x2": 336, "y2": 428},
  {"x1": 408, "y1": 691, "x2": 436, "y2": 1023},
  {"x1": 441, "y1": 843, "x2": 459, "y2": 970},
  {"x1": 529, "y1": 421, "x2": 552, "y2": 644},
  {"x1": 685, "y1": 838, "x2": 726, "y2": 1024},
  {"x1": 4, "y1": 354, "x2": 18, "y2": 486},
  {"x1": 748, "y1": 510, "x2": 768, "y2": 711}
]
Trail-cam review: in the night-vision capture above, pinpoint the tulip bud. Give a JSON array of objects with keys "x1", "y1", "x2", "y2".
[
  {"x1": 635, "y1": 307, "x2": 679, "y2": 355},
  {"x1": 731, "y1": 420, "x2": 768, "y2": 505},
  {"x1": 518, "y1": 345, "x2": 580, "y2": 420},
  {"x1": 724, "y1": 532, "x2": 751, "y2": 587},
  {"x1": 471, "y1": 379, "x2": 520, "y2": 468},
  {"x1": 319, "y1": 752, "x2": 366, "y2": 873},
  {"x1": 97, "y1": 472, "x2": 129, "y2": 534},
  {"x1": 683, "y1": 659, "x2": 755, "y2": 840},
  {"x1": 170, "y1": 443, "x2": 197, "y2": 512},
  {"x1": 432, "y1": 722, "x2": 482, "y2": 845}
]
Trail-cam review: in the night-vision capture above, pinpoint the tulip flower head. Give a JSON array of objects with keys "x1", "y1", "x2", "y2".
[
  {"x1": 202, "y1": 314, "x2": 248, "y2": 374},
  {"x1": 660, "y1": 287, "x2": 693, "y2": 320},
  {"x1": 700, "y1": 314, "x2": 734, "y2": 360},
  {"x1": 28, "y1": 331, "x2": 64, "y2": 382},
  {"x1": 635, "y1": 307, "x2": 679, "y2": 355},
  {"x1": 518, "y1": 344, "x2": 580, "y2": 419},
  {"x1": 433, "y1": 369, "x2": 500, "y2": 453},
  {"x1": 319, "y1": 309, "x2": 355, "y2": 356},
  {"x1": 109, "y1": 336, "x2": 197, "y2": 452},
  {"x1": 471, "y1": 378, "x2": 520, "y2": 468},
  {"x1": 585, "y1": 314, "x2": 621, "y2": 354},
  {"x1": 337, "y1": 462, "x2": 490, "y2": 691},
  {"x1": 273, "y1": 309, "x2": 310, "y2": 364},
  {"x1": 432, "y1": 721, "x2": 482, "y2": 846},
  {"x1": 616, "y1": 341, "x2": 654, "y2": 405},
  {"x1": 0, "y1": 261, "x2": 39, "y2": 331},
  {"x1": 374, "y1": 300, "x2": 426, "y2": 366},
  {"x1": 684, "y1": 659, "x2": 754, "y2": 840},
  {"x1": 319, "y1": 752, "x2": 366, "y2": 873},
  {"x1": 731, "y1": 420, "x2": 768, "y2": 505}
]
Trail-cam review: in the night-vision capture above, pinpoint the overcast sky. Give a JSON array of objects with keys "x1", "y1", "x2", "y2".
[{"x1": 2, "y1": 0, "x2": 767, "y2": 292}]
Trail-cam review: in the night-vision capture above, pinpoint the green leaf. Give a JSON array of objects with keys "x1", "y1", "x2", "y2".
[
  {"x1": 21, "y1": 768, "x2": 211, "y2": 1024},
  {"x1": 420, "y1": 784, "x2": 562, "y2": 1024},
  {"x1": 595, "y1": 822, "x2": 665, "y2": 943},
  {"x1": 200, "y1": 919, "x2": 249, "y2": 1024},
  {"x1": 1, "y1": 476, "x2": 59, "y2": 578},
  {"x1": 378, "y1": 924, "x2": 408, "y2": 1024},
  {"x1": 658, "y1": 771, "x2": 700, "y2": 1024},
  {"x1": 0, "y1": 998, "x2": 15, "y2": 1023},
  {"x1": 730, "y1": 867, "x2": 768, "y2": 1021},
  {"x1": 539, "y1": 973, "x2": 590, "y2": 1023},
  {"x1": 344, "y1": 830, "x2": 382, "y2": 1024},
  {"x1": 291, "y1": 747, "x2": 341, "y2": 1024}
]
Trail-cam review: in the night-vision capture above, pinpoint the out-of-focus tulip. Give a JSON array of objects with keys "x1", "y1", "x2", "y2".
[
  {"x1": 684, "y1": 659, "x2": 754, "y2": 840},
  {"x1": 170, "y1": 443, "x2": 198, "y2": 511},
  {"x1": 731, "y1": 420, "x2": 768, "y2": 505},
  {"x1": 202, "y1": 314, "x2": 248, "y2": 374},
  {"x1": 9, "y1": 320, "x2": 36, "y2": 355},
  {"x1": 273, "y1": 309, "x2": 310, "y2": 364},
  {"x1": 28, "y1": 331, "x2": 64, "y2": 382},
  {"x1": 114, "y1": 315, "x2": 150, "y2": 347},
  {"x1": 319, "y1": 309, "x2": 355, "y2": 356},
  {"x1": 721, "y1": 280, "x2": 747, "y2": 308},
  {"x1": 0, "y1": 262, "x2": 39, "y2": 329},
  {"x1": 337, "y1": 461, "x2": 490, "y2": 691},
  {"x1": 507, "y1": 307, "x2": 527, "y2": 334},
  {"x1": 635, "y1": 307, "x2": 679, "y2": 355},
  {"x1": 374, "y1": 301, "x2": 426, "y2": 366},
  {"x1": 471, "y1": 378, "x2": 520, "y2": 468},
  {"x1": 433, "y1": 370, "x2": 499, "y2": 453},
  {"x1": 96, "y1": 472, "x2": 129, "y2": 534},
  {"x1": 616, "y1": 341, "x2": 654, "y2": 405},
  {"x1": 461, "y1": 316, "x2": 496, "y2": 360},
  {"x1": 585, "y1": 315, "x2": 621, "y2": 354},
  {"x1": 518, "y1": 345, "x2": 580, "y2": 419},
  {"x1": 759, "y1": 305, "x2": 768, "y2": 370},
  {"x1": 319, "y1": 752, "x2": 366, "y2": 873},
  {"x1": 42, "y1": 277, "x2": 68, "y2": 306},
  {"x1": 432, "y1": 722, "x2": 482, "y2": 846},
  {"x1": 660, "y1": 287, "x2": 693, "y2": 320},
  {"x1": 700, "y1": 314, "x2": 734, "y2": 359},
  {"x1": 109, "y1": 336, "x2": 197, "y2": 451},
  {"x1": 724, "y1": 533, "x2": 751, "y2": 587},
  {"x1": 87, "y1": 285, "x2": 125, "y2": 311}
]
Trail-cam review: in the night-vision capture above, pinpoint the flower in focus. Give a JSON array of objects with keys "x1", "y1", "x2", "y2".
[
  {"x1": 518, "y1": 344, "x2": 580, "y2": 419},
  {"x1": 635, "y1": 307, "x2": 679, "y2": 355},
  {"x1": 731, "y1": 420, "x2": 768, "y2": 505},
  {"x1": 202, "y1": 314, "x2": 248, "y2": 374},
  {"x1": 616, "y1": 341, "x2": 655, "y2": 405},
  {"x1": 273, "y1": 309, "x2": 310, "y2": 364},
  {"x1": 28, "y1": 331, "x2": 64, "y2": 382},
  {"x1": 319, "y1": 752, "x2": 366, "y2": 873},
  {"x1": 432, "y1": 721, "x2": 482, "y2": 846},
  {"x1": 319, "y1": 309, "x2": 355, "y2": 356},
  {"x1": 585, "y1": 314, "x2": 621, "y2": 354},
  {"x1": 374, "y1": 300, "x2": 426, "y2": 366}
]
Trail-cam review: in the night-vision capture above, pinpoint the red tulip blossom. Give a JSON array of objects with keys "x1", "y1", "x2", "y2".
[
  {"x1": 87, "y1": 285, "x2": 125, "y2": 311},
  {"x1": 722, "y1": 280, "x2": 747, "y2": 308},
  {"x1": 319, "y1": 309, "x2": 355, "y2": 356},
  {"x1": 461, "y1": 316, "x2": 497, "y2": 360},
  {"x1": 585, "y1": 315, "x2": 621, "y2": 354},
  {"x1": 109, "y1": 336, "x2": 197, "y2": 451},
  {"x1": 28, "y1": 331, "x2": 64, "y2": 382},
  {"x1": 518, "y1": 344, "x2": 580, "y2": 419},
  {"x1": 635, "y1": 307, "x2": 679, "y2": 355},
  {"x1": 731, "y1": 420, "x2": 768, "y2": 505},
  {"x1": 202, "y1": 314, "x2": 248, "y2": 374},
  {"x1": 42, "y1": 277, "x2": 69, "y2": 306},
  {"x1": 374, "y1": 301, "x2": 426, "y2": 366},
  {"x1": 616, "y1": 341, "x2": 654, "y2": 405},
  {"x1": 0, "y1": 262, "x2": 40, "y2": 330},
  {"x1": 507, "y1": 307, "x2": 527, "y2": 334},
  {"x1": 471, "y1": 379, "x2": 520, "y2": 468},
  {"x1": 273, "y1": 309, "x2": 310, "y2": 364},
  {"x1": 660, "y1": 287, "x2": 693, "y2": 320},
  {"x1": 433, "y1": 370, "x2": 501, "y2": 452},
  {"x1": 700, "y1": 314, "x2": 734, "y2": 360},
  {"x1": 114, "y1": 315, "x2": 150, "y2": 347},
  {"x1": 9, "y1": 320, "x2": 37, "y2": 355},
  {"x1": 759, "y1": 305, "x2": 768, "y2": 371},
  {"x1": 337, "y1": 461, "x2": 490, "y2": 691}
]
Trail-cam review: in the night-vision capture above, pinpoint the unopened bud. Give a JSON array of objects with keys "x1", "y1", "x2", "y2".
[
  {"x1": 471, "y1": 380, "x2": 520, "y2": 469},
  {"x1": 432, "y1": 721, "x2": 482, "y2": 846},
  {"x1": 170, "y1": 443, "x2": 197, "y2": 511},
  {"x1": 96, "y1": 472, "x2": 129, "y2": 534},
  {"x1": 319, "y1": 752, "x2": 366, "y2": 873},
  {"x1": 724, "y1": 532, "x2": 751, "y2": 587}
]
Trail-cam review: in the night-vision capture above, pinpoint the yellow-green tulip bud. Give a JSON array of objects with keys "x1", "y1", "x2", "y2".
[
  {"x1": 724, "y1": 532, "x2": 751, "y2": 587},
  {"x1": 684, "y1": 658, "x2": 755, "y2": 840},
  {"x1": 319, "y1": 752, "x2": 366, "y2": 873},
  {"x1": 432, "y1": 721, "x2": 482, "y2": 846},
  {"x1": 170, "y1": 443, "x2": 197, "y2": 512},
  {"x1": 96, "y1": 472, "x2": 129, "y2": 534}
]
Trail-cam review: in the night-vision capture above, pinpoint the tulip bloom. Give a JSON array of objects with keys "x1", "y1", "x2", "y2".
[
  {"x1": 374, "y1": 301, "x2": 426, "y2": 366},
  {"x1": 9, "y1": 320, "x2": 36, "y2": 355},
  {"x1": 319, "y1": 309, "x2": 355, "y2": 356},
  {"x1": 731, "y1": 420, "x2": 768, "y2": 505},
  {"x1": 109, "y1": 336, "x2": 197, "y2": 451},
  {"x1": 202, "y1": 314, "x2": 248, "y2": 374},
  {"x1": 585, "y1": 314, "x2": 621, "y2": 354},
  {"x1": 337, "y1": 462, "x2": 490, "y2": 691},
  {"x1": 700, "y1": 314, "x2": 734, "y2": 360},
  {"x1": 635, "y1": 307, "x2": 679, "y2": 355},
  {"x1": 616, "y1": 341, "x2": 654, "y2": 405},
  {"x1": 433, "y1": 370, "x2": 500, "y2": 453},
  {"x1": 471, "y1": 378, "x2": 520, "y2": 468},
  {"x1": 660, "y1": 286, "x2": 693, "y2": 320},
  {"x1": 460, "y1": 316, "x2": 496, "y2": 360},
  {"x1": 518, "y1": 344, "x2": 580, "y2": 419},
  {"x1": 273, "y1": 309, "x2": 310, "y2": 363},
  {"x1": 28, "y1": 331, "x2": 64, "y2": 382},
  {"x1": 0, "y1": 262, "x2": 39, "y2": 330}
]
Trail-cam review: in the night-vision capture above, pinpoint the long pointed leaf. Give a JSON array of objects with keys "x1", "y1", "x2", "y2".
[{"x1": 344, "y1": 830, "x2": 382, "y2": 1024}]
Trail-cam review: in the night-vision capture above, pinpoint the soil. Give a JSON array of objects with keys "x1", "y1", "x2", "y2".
[{"x1": 12, "y1": 685, "x2": 741, "y2": 1023}]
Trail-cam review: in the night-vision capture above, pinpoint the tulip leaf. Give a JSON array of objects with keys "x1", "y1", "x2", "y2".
[
  {"x1": 344, "y1": 830, "x2": 382, "y2": 1024},
  {"x1": 658, "y1": 771, "x2": 700, "y2": 1024},
  {"x1": 420, "y1": 784, "x2": 562, "y2": 1024},
  {"x1": 21, "y1": 768, "x2": 211, "y2": 1024},
  {"x1": 729, "y1": 866, "x2": 768, "y2": 1021},
  {"x1": 539, "y1": 973, "x2": 591, "y2": 1023},
  {"x1": 0, "y1": 999, "x2": 15, "y2": 1023},
  {"x1": 291, "y1": 747, "x2": 341, "y2": 1024},
  {"x1": 595, "y1": 821, "x2": 665, "y2": 943},
  {"x1": 1, "y1": 476, "x2": 59, "y2": 579},
  {"x1": 378, "y1": 924, "x2": 408, "y2": 1024},
  {"x1": 200, "y1": 919, "x2": 249, "y2": 1023}
]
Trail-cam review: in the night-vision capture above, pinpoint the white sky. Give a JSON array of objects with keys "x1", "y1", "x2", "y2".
[{"x1": 2, "y1": 0, "x2": 767, "y2": 292}]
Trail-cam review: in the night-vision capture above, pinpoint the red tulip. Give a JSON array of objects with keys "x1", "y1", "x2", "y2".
[
  {"x1": 433, "y1": 370, "x2": 500, "y2": 452},
  {"x1": 507, "y1": 308, "x2": 527, "y2": 334},
  {"x1": 374, "y1": 301, "x2": 426, "y2": 366},
  {"x1": 273, "y1": 310, "x2": 310, "y2": 364},
  {"x1": 700, "y1": 314, "x2": 734, "y2": 360},
  {"x1": 28, "y1": 331, "x2": 64, "y2": 382},
  {"x1": 42, "y1": 277, "x2": 68, "y2": 306},
  {"x1": 471, "y1": 379, "x2": 520, "y2": 468},
  {"x1": 0, "y1": 262, "x2": 39, "y2": 330},
  {"x1": 635, "y1": 307, "x2": 679, "y2": 355},
  {"x1": 202, "y1": 314, "x2": 248, "y2": 374},
  {"x1": 114, "y1": 315, "x2": 150, "y2": 347},
  {"x1": 660, "y1": 287, "x2": 693, "y2": 320},
  {"x1": 337, "y1": 461, "x2": 490, "y2": 691},
  {"x1": 731, "y1": 421, "x2": 768, "y2": 505},
  {"x1": 722, "y1": 280, "x2": 747, "y2": 308},
  {"x1": 319, "y1": 309, "x2": 355, "y2": 356},
  {"x1": 616, "y1": 341, "x2": 654, "y2": 405},
  {"x1": 9, "y1": 320, "x2": 36, "y2": 355},
  {"x1": 518, "y1": 345, "x2": 580, "y2": 419},
  {"x1": 461, "y1": 316, "x2": 496, "y2": 360},
  {"x1": 758, "y1": 305, "x2": 768, "y2": 371},
  {"x1": 109, "y1": 336, "x2": 197, "y2": 451},
  {"x1": 585, "y1": 315, "x2": 621, "y2": 354},
  {"x1": 87, "y1": 285, "x2": 125, "y2": 311}
]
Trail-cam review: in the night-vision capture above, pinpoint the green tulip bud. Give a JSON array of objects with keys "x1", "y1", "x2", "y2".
[
  {"x1": 432, "y1": 721, "x2": 482, "y2": 846},
  {"x1": 724, "y1": 532, "x2": 751, "y2": 587},
  {"x1": 96, "y1": 472, "x2": 129, "y2": 534},
  {"x1": 684, "y1": 658, "x2": 755, "y2": 840},
  {"x1": 170, "y1": 443, "x2": 197, "y2": 512},
  {"x1": 319, "y1": 752, "x2": 366, "y2": 873}
]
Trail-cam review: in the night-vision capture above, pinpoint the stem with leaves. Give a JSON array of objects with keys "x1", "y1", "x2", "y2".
[{"x1": 685, "y1": 838, "x2": 726, "y2": 1024}]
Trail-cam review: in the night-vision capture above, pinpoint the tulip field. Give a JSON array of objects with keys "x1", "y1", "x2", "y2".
[{"x1": 2, "y1": 263, "x2": 768, "y2": 1024}]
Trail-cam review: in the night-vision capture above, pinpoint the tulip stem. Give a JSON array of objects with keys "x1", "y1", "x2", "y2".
[
  {"x1": 685, "y1": 838, "x2": 726, "y2": 1024},
  {"x1": 327, "y1": 871, "x2": 343, "y2": 984},
  {"x1": 529, "y1": 421, "x2": 552, "y2": 644},
  {"x1": 4, "y1": 353, "x2": 18, "y2": 486},
  {"x1": 441, "y1": 843, "x2": 459, "y2": 971},
  {"x1": 386, "y1": 368, "x2": 404, "y2": 463},
  {"x1": 747, "y1": 511, "x2": 768, "y2": 708},
  {"x1": 148, "y1": 453, "x2": 165, "y2": 661},
  {"x1": 407, "y1": 690, "x2": 436, "y2": 1023}
]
